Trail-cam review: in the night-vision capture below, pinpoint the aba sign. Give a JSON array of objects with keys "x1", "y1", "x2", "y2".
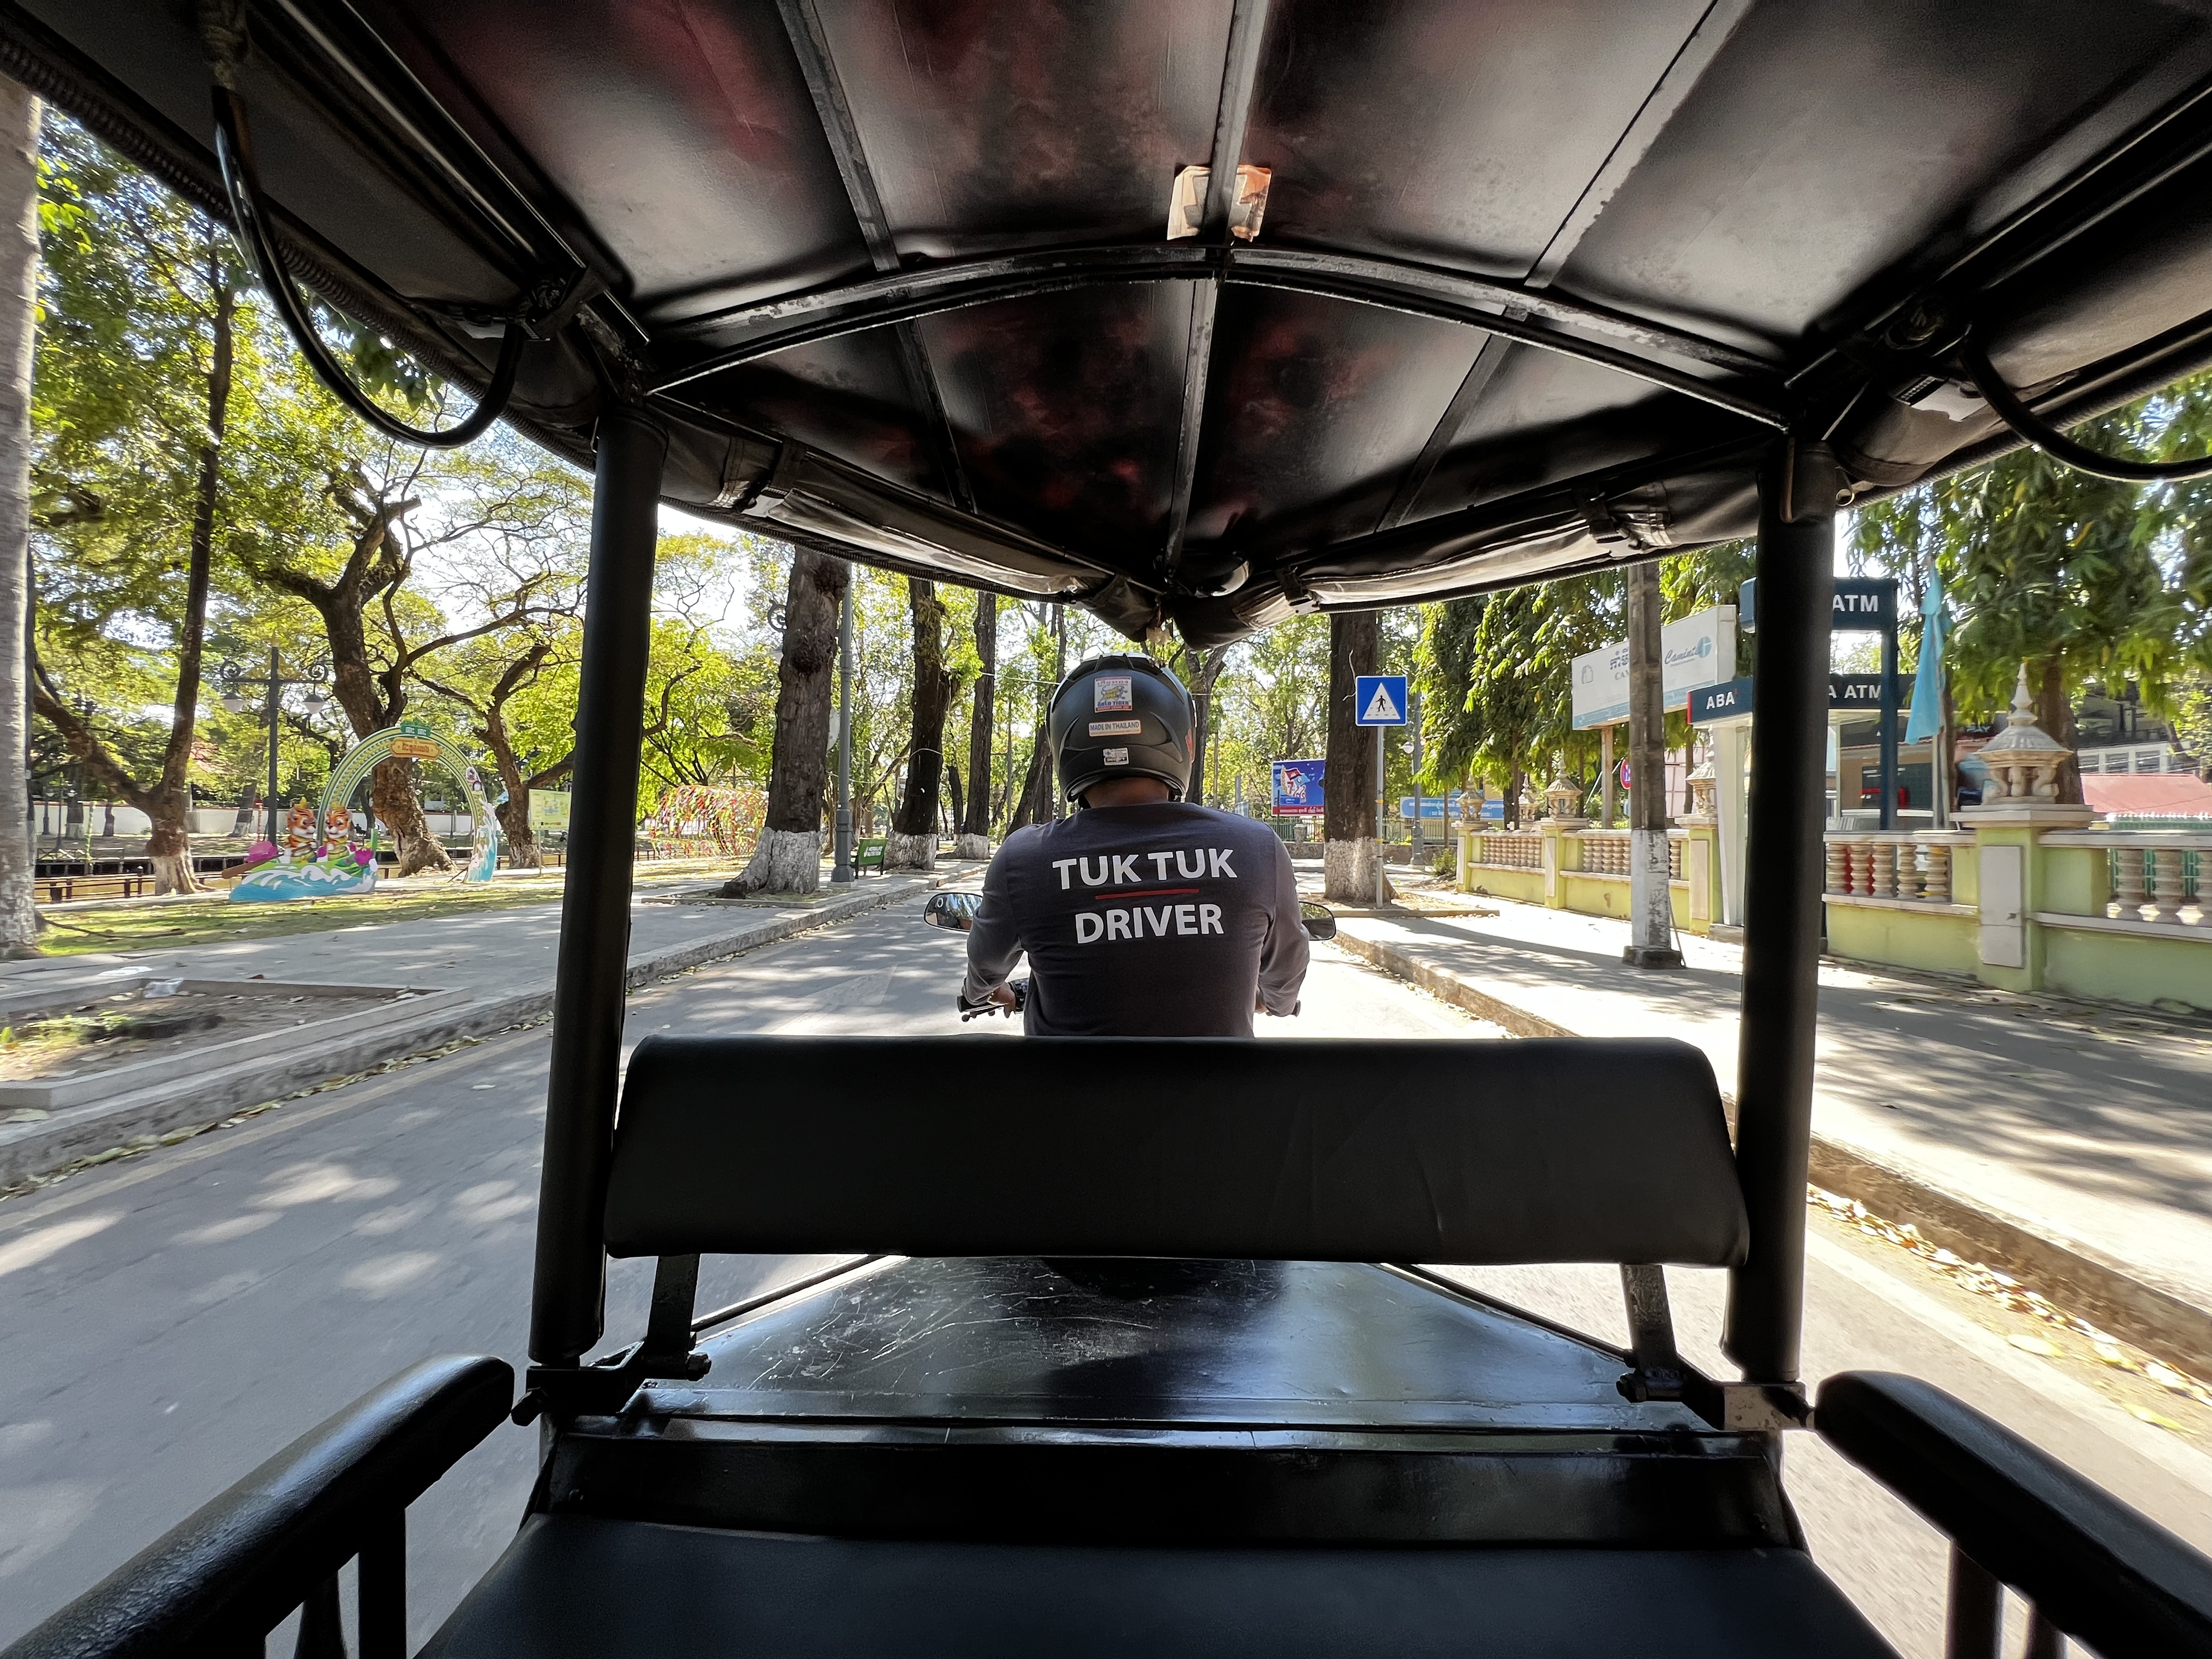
[{"x1": 1688, "y1": 677, "x2": 1754, "y2": 723}]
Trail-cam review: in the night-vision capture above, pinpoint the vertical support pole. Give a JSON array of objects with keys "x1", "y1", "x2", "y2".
[
  {"x1": 1724, "y1": 441, "x2": 1837, "y2": 1382},
  {"x1": 1624, "y1": 561, "x2": 1681, "y2": 969},
  {"x1": 1047, "y1": 606, "x2": 1066, "y2": 823},
  {"x1": 1411, "y1": 691, "x2": 1424, "y2": 869},
  {"x1": 357, "y1": 1508, "x2": 405, "y2": 1659},
  {"x1": 530, "y1": 406, "x2": 665, "y2": 1366},
  {"x1": 1375, "y1": 723, "x2": 1387, "y2": 909},
  {"x1": 1880, "y1": 596, "x2": 1900, "y2": 830},
  {"x1": 831, "y1": 572, "x2": 854, "y2": 882},
  {"x1": 1944, "y1": 1545, "x2": 2004, "y2": 1659},
  {"x1": 265, "y1": 645, "x2": 280, "y2": 844},
  {"x1": 1601, "y1": 724, "x2": 1616, "y2": 828}
]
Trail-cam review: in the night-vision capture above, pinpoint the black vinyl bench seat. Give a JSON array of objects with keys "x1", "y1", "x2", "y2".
[
  {"x1": 604, "y1": 1036, "x2": 1748, "y2": 1266},
  {"x1": 422, "y1": 1515, "x2": 1902, "y2": 1659}
]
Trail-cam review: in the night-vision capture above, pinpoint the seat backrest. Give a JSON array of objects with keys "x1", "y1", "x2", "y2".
[{"x1": 602, "y1": 1036, "x2": 1747, "y2": 1267}]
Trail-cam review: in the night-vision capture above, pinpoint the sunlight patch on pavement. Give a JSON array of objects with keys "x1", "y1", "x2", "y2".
[{"x1": 0, "y1": 1213, "x2": 119, "y2": 1280}]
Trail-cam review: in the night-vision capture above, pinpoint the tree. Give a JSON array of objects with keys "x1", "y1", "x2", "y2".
[
  {"x1": 1323, "y1": 610, "x2": 1382, "y2": 901},
  {"x1": 957, "y1": 591, "x2": 995, "y2": 857},
  {"x1": 238, "y1": 440, "x2": 579, "y2": 871},
  {"x1": 32, "y1": 122, "x2": 242, "y2": 892},
  {"x1": 725, "y1": 549, "x2": 846, "y2": 892},
  {"x1": 887, "y1": 577, "x2": 962, "y2": 868},
  {"x1": 0, "y1": 81, "x2": 36, "y2": 951},
  {"x1": 419, "y1": 629, "x2": 575, "y2": 868},
  {"x1": 1853, "y1": 376, "x2": 2212, "y2": 805},
  {"x1": 1177, "y1": 641, "x2": 1230, "y2": 806}
]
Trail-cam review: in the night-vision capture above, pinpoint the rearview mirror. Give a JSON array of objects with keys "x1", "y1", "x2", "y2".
[
  {"x1": 924, "y1": 892, "x2": 980, "y2": 930},
  {"x1": 1300, "y1": 901, "x2": 1337, "y2": 941}
]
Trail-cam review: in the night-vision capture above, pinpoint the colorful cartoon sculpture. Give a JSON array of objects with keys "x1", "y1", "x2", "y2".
[
  {"x1": 228, "y1": 719, "x2": 501, "y2": 902},
  {"x1": 284, "y1": 799, "x2": 319, "y2": 855}
]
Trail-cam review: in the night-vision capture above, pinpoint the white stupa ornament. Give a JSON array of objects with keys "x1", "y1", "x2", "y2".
[{"x1": 1975, "y1": 665, "x2": 2072, "y2": 802}]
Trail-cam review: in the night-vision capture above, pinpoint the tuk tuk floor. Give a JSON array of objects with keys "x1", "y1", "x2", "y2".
[
  {"x1": 1329, "y1": 898, "x2": 2212, "y2": 1366},
  {"x1": 1, "y1": 898, "x2": 2207, "y2": 1659}
]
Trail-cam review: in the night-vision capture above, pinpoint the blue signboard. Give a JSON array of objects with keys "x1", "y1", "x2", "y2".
[
  {"x1": 1687, "y1": 674, "x2": 1892, "y2": 720},
  {"x1": 1739, "y1": 576, "x2": 1896, "y2": 633},
  {"x1": 1399, "y1": 793, "x2": 1464, "y2": 821},
  {"x1": 1354, "y1": 674, "x2": 1408, "y2": 726},
  {"x1": 1272, "y1": 758, "x2": 1325, "y2": 815},
  {"x1": 1688, "y1": 677, "x2": 1755, "y2": 724}
]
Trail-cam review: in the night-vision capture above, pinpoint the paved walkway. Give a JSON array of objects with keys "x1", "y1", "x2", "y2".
[{"x1": 1332, "y1": 893, "x2": 2212, "y2": 1338}]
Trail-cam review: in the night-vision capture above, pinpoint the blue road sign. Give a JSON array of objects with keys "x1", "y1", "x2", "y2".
[{"x1": 1354, "y1": 674, "x2": 1408, "y2": 726}]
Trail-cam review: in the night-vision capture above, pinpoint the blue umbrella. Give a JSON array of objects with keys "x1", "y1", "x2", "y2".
[{"x1": 1905, "y1": 566, "x2": 1947, "y2": 745}]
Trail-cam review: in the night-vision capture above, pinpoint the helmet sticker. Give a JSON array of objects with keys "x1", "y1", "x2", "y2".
[
  {"x1": 1093, "y1": 675, "x2": 1133, "y2": 711},
  {"x1": 1088, "y1": 718, "x2": 1142, "y2": 736},
  {"x1": 1103, "y1": 747, "x2": 1130, "y2": 765}
]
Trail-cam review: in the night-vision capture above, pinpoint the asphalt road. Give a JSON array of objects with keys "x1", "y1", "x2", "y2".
[{"x1": 2, "y1": 895, "x2": 2207, "y2": 1657}]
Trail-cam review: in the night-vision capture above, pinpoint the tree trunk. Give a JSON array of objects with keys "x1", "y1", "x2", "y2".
[
  {"x1": 959, "y1": 592, "x2": 995, "y2": 857},
  {"x1": 1005, "y1": 716, "x2": 1048, "y2": 833},
  {"x1": 0, "y1": 84, "x2": 37, "y2": 952},
  {"x1": 1185, "y1": 645, "x2": 1228, "y2": 806},
  {"x1": 888, "y1": 578, "x2": 957, "y2": 869},
  {"x1": 727, "y1": 551, "x2": 847, "y2": 894},
  {"x1": 494, "y1": 792, "x2": 540, "y2": 870},
  {"x1": 1323, "y1": 611, "x2": 1385, "y2": 903},
  {"x1": 2036, "y1": 658, "x2": 2083, "y2": 806}
]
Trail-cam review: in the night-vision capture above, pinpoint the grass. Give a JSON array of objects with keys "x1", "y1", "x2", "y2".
[{"x1": 32, "y1": 859, "x2": 736, "y2": 957}]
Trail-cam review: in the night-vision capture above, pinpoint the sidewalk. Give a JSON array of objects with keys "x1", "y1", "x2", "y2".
[
  {"x1": 1330, "y1": 890, "x2": 2212, "y2": 1373},
  {"x1": 0, "y1": 865, "x2": 967, "y2": 1186}
]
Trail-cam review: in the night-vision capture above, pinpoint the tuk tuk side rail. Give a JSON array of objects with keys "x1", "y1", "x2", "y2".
[
  {"x1": 1817, "y1": 1371, "x2": 2212, "y2": 1659},
  {"x1": 3, "y1": 1355, "x2": 512, "y2": 1659}
]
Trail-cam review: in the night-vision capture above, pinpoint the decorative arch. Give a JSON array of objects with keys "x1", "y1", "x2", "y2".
[{"x1": 322, "y1": 718, "x2": 502, "y2": 882}]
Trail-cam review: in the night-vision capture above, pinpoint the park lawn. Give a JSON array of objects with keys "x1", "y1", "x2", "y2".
[{"x1": 32, "y1": 860, "x2": 733, "y2": 957}]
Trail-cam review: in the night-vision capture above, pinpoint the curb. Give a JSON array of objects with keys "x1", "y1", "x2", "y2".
[
  {"x1": 0, "y1": 874, "x2": 939, "y2": 1185},
  {"x1": 1332, "y1": 925, "x2": 2212, "y2": 1379}
]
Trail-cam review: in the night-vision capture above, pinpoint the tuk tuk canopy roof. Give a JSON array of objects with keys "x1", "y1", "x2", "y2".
[{"x1": 17, "y1": 0, "x2": 2212, "y2": 642}]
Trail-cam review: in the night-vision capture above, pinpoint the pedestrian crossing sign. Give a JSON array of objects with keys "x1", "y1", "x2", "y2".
[{"x1": 1355, "y1": 674, "x2": 1408, "y2": 727}]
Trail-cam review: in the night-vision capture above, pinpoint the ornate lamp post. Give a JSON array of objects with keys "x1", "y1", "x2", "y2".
[{"x1": 217, "y1": 648, "x2": 331, "y2": 842}]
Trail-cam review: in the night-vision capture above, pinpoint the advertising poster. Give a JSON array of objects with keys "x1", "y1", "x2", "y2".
[{"x1": 1272, "y1": 759, "x2": 1326, "y2": 816}]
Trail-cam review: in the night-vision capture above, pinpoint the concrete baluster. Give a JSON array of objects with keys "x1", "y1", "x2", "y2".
[
  {"x1": 1872, "y1": 840, "x2": 1897, "y2": 899},
  {"x1": 1924, "y1": 843, "x2": 1950, "y2": 904},
  {"x1": 1825, "y1": 837, "x2": 1848, "y2": 898},
  {"x1": 2148, "y1": 848, "x2": 2184, "y2": 924},
  {"x1": 2114, "y1": 845, "x2": 2147, "y2": 920}
]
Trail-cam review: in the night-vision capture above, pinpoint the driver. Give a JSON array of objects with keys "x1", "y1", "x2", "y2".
[{"x1": 958, "y1": 654, "x2": 1309, "y2": 1036}]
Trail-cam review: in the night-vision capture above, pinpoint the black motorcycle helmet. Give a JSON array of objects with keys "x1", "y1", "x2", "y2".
[{"x1": 1046, "y1": 654, "x2": 1195, "y2": 804}]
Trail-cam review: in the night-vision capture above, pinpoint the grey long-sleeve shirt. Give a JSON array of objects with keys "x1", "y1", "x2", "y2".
[{"x1": 959, "y1": 802, "x2": 1310, "y2": 1037}]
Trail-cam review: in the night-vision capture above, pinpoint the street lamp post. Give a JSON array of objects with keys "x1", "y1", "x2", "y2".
[{"x1": 218, "y1": 648, "x2": 331, "y2": 842}]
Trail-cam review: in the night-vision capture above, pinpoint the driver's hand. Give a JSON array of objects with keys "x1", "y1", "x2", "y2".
[{"x1": 991, "y1": 983, "x2": 1018, "y2": 1010}]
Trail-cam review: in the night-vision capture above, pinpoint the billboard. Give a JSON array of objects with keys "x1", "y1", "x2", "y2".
[
  {"x1": 528, "y1": 789, "x2": 572, "y2": 833},
  {"x1": 1571, "y1": 605, "x2": 1738, "y2": 728},
  {"x1": 1272, "y1": 758, "x2": 1325, "y2": 815}
]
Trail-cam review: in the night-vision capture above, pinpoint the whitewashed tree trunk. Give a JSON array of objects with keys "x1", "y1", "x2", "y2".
[
  {"x1": 884, "y1": 828, "x2": 937, "y2": 870},
  {"x1": 0, "y1": 85, "x2": 37, "y2": 954},
  {"x1": 1323, "y1": 838, "x2": 1390, "y2": 905},
  {"x1": 954, "y1": 832, "x2": 990, "y2": 860},
  {"x1": 728, "y1": 826, "x2": 821, "y2": 894}
]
